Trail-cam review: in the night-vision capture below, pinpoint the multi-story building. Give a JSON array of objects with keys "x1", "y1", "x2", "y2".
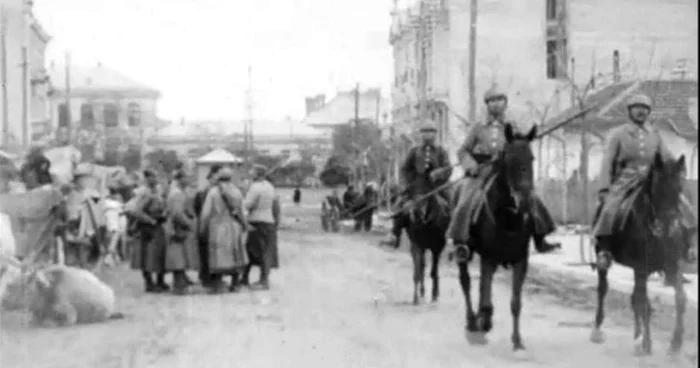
[
  {"x1": 0, "y1": 0, "x2": 51, "y2": 152},
  {"x1": 389, "y1": 0, "x2": 697, "y2": 159},
  {"x1": 47, "y1": 63, "x2": 165, "y2": 166}
]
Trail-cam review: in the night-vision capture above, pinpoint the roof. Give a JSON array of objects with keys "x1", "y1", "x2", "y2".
[
  {"x1": 302, "y1": 89, "x2": 391, "y2": 127},
  {"x1": 195, "y1": 148, "x2": 243, "y2": 164},
  {"x1": 48, "y1": 64, "x2": 160, "y2": 98},
  {"x1": 546, "y1": 80, "x2": 698, "y2": 141}
]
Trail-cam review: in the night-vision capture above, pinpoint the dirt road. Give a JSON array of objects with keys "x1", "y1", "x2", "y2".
[{"x1": 1, "y1": 190, "x2": 697, "y2": 368}]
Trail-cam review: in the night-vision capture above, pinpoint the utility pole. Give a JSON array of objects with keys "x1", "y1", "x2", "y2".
[
  {"x1": 244, "y1": 65, "x2": 254, "y2": 164},
  {"x1": 65, "y1": 52, "x2": 72, "y2": 144},
  {"x1": 353, "y1": 82, "x2": 360, "y2": 185},
  {"x1": 1, "y1": 5, "x2": 8, "y2": 149},
  {"x1": 417, "y1": 1, "x2": 428, "y2": 124},
  {"x1": 20, "y1": 2, "x2": 31, "y2": 149},
  {"x1": 467, "y1": 0, "x2": 478, "y2": 122}
]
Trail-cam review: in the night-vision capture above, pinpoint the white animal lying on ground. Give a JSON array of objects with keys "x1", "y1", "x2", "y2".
[
  {"x1": 1, "y1": 256, "x2": 124, "y2": 327},
  {"x1": 25, "y1": 264, "x2": 125, "y2": 326}
]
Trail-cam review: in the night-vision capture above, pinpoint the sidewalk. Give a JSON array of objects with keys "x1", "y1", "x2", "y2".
[
  {"x1": 369, "y1": 212, "x2": 697, "y2": 306},
  {"x1": 538, "y1": 229, "x2": 698, "y2": 306}
]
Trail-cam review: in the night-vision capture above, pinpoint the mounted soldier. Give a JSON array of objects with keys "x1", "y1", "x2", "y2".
[
  {"x1": 592, "y1": 94, "x2": 697, "y2": 282},
  {"x1": 381, "y1": 120, "x2": 451, "y2": 248},
  {"x1": 447, "y1": 86, "x2": 561, "y2": 253}
]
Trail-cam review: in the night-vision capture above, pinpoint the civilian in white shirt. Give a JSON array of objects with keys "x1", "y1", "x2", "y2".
[{"x1": 242, "y1": 164, "x2": 276, "y2": 290}]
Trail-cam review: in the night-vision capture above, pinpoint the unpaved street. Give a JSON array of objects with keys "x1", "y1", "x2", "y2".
[{"x1": 1, "y1": 191, "x2": 697, "y2": 368}]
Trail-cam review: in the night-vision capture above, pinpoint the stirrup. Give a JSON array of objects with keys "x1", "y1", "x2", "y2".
[
  {"x1": 454, "y1": 244, "x2": 471, "y2": 263},
  {"x1": 595, "y1": 250, "x2": 613, "y2": 271}
]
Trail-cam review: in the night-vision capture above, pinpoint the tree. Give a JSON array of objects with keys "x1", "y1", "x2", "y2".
[
  {"x1": 319, "y1": 155, "x2": 351, "y2": 187},
  {"x1": 331, "y1": 122, "x2": 390, "y2": 182},
  {"x1": 144, "y1": 149, "x2": 181, "y2": 174}
]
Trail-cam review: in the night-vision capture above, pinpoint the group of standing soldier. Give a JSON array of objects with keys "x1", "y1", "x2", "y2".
[
  {"x1": 125, "y1": 164, "x2": 280, "y2": 295},
  {"x1": 384, "y1": 86, "x2": 696, "y2": 270}
]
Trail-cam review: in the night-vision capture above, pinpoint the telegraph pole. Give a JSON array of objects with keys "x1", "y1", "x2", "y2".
[
  {"x1": 65, "y1": 52, "x2": 72, "y2": 143},
  {"x1": 1, "y1": 5, "x2": 8, "y2": 148},
  {"x1": 467, "y1": 0, "x2": 478, "y2": 122},
  {"x1": 244, "y1": 65, "x2": 254, "y2": 164},
  {"x1": 353, "y1": 83, "x2": 360, "y2": 185}
]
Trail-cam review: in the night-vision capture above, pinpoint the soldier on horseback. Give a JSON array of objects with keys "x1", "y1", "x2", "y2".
[
  {"x1": 381, "y1": 120, "x2": 451, "y2": 248},
  {"x1": 447, "y1": 86, "x2": 561, "y2": 254},
  {"x1": 593, "y1": 94, "x2": 697, "y2": 278}
]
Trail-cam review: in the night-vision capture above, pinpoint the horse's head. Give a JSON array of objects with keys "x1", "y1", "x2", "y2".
[
  {"x1": 497, "y1": 124, "x2": 537, "y2": 211},
  {"x1": 649, "y1": 152, "x2": 686, "y2": 214}
]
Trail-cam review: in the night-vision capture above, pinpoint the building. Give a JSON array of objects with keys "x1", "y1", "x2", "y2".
[
  {"x1": 47, "y1": 63, "x2": 165, "y2": 165},
  {"x1": 546, "y1": 79, "x2": 698, "y2": 180},
  {"x1": 389, "y1": 0, "x2": 697, "y2": 159},
  {"x1": 302, "y1": 88, "x2": 391, "y2": 136},
  {"x1": 149, "y1": 118, "x2": 329, "y2": 160},
  {"x1": 0, "y1": 0, "x2": 51, "y2": 152}
]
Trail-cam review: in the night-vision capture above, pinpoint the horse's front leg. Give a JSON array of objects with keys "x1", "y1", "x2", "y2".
[
  {"x1": 430, "y1": 246, "x2": 443, "y2": 302},
  {"x1": 478, "y1": 258, "x2": 498, "y2": 333},
  {"x1": 410, "y1": 242, "x2": 425, "y2": 305},
  {"x1": 669, "y1": 266, "x2": 687, "y2": 354},
  {"x1": 510, "y1": 258, "x2": 528, "y2": 350},
  {"x1": 590, "y1": 269, "x2": 609, "y2": 344},
  {"x1": 458, "y1": 259, "x2": 478, "y2": 331},
  {"x1": 631, "y1": 270, "x2": 652, "y2": 355}
]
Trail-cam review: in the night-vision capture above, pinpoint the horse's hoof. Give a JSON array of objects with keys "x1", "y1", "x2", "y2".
[
  {"x1": 634, "y1": 337, "x2": 652, "y2": 356},
  {"x1": 590, "y1": 328, "x2": 605, "y2": 344},
  {"x1": 413, "y1": 297, "x2": 420, "y2": 306},
  {"x1": 512, "y1": 338, "x2": 526, "y2": 351},
  {"x1": 466, "y1": 331, "x2": 488, "y2": 345},
  {"x1": 668, "y1": 340, "x2": 683, "y2": 355},
  {"x1": 466, "y1": 317, "x2": 479, "y2": 332}
]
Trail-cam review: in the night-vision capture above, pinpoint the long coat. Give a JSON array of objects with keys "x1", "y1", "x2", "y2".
[
  {"x1": 164, "y1": 185, "x2": 199, "y2": 271},
  {"x1": 400, "y1": 142, "x2": 450, "y2": 197},
  {"x1": 592, "y1": 121, "x2": 696, "y2": 236},
  {"x1": 199, "y1": 183, "x2": 249, "y2": 273},
  {"x1": 448, "y1": 119, "x2": 556, "y2": 243},
  {"x1": 126, "y1": 185, "x2": 167, "y2": 273}
]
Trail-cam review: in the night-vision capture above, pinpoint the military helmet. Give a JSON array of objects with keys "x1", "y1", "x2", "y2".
[
  {"x1": 626, "y1": 94, "x2": 652, "y2": 109},
  {"x1": 483, "y1": 86, "x2": 507, "y2": 103},
  {"x1": 419, "y1": 120, "x2": 437, "y2": 132}
]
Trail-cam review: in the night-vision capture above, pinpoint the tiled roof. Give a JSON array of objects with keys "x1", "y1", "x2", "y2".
[
  {"x1": 48, "y1": 64, "x2": 160, "y2": 98},
  {"x1": 546, "y1": 80, "x2": 698, "y2": 141},
  {"x1": 303, "y1": 90, "x2": 391, "y2": 127}
]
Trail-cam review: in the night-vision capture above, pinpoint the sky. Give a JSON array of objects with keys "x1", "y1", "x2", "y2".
[{"x1": 34, "y1": 0, "x2": 394, "y2": 122}]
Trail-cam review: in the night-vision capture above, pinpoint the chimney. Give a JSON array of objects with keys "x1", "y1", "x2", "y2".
[
  {"x1": 613, "y1": 50, "x2": 620, "y2": 83},
  {"x1": 305, "y1": 94, "x2": 326, "y2": 116}
]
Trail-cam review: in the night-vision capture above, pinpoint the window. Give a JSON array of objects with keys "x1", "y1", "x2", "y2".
[
  {"x1": 103, "y1": 103, "x2": 119, "y2": 127},
  {"x1": 546, "y1": 39, "x2": 568, "y2": 79},
  {"x1": 127, "y1": 103, "x2": 141, "y2": 127},
  {"x1": 58, "y1": 104, "x2": 69, "y2": 127},
  {"x1": 546, "y1": 0, "x2": 557, "y2": 21},
  {"x1": 80, "y1": 103, "x2": 95, "y2": 128}
]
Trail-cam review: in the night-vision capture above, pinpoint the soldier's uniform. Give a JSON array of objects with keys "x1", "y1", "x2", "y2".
[
  {"x1": 593, "y1": 94, "x2": 697, "y2": 273},
  {"x1": 447, "y1": 87, "x2": 560, "y2": 253},
  {"x1": 382, "y1": 121, "x2": 451, "y2": 248}
]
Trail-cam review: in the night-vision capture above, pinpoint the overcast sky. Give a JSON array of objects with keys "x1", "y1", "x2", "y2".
[{"x1": 35, "y1": 0, "x2": 394, "y2": 122}]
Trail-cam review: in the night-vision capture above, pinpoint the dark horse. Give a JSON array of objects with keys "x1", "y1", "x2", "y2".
[
  {"x1": 404, "y1": 191, "x2": 450, "y2": 305},
  {"x1": 590, "y1": 153, "x2": 690, "y2": 355},
  {"x1": 455, "y1": 124, "x2": 537, "y2": 351}
]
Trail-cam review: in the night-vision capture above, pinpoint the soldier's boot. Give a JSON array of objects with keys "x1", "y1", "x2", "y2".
[
  {"x1": 595, "y1": 236, "x2": 614, "y2": 271},
  {"x1": 533, "y1": 234, "x2": 561, "y2": 254},
  {"x1": 155, "y1": 273, "x2": 170, "y2": 292},
  {"x1": 142, "y1": 272, "x2": 158, "y2": 293},
  {"x1": 172, "y1": 271, "x2": 190, "y2": 295}
]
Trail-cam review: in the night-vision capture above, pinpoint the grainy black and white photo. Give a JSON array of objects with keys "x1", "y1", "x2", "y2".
[{"x1": 0, "y1": 0, "x2": 697, "y2": 367}]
